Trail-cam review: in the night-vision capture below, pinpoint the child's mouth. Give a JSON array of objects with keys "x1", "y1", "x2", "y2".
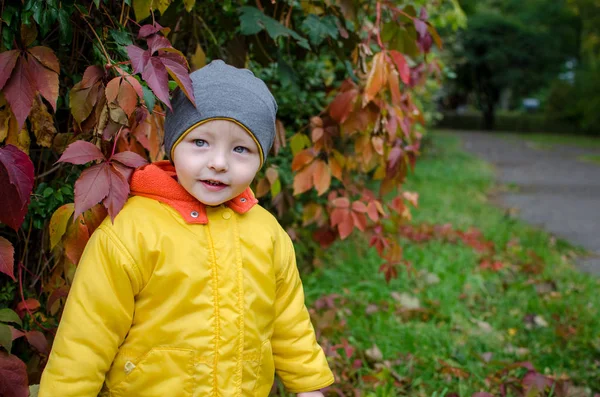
[{"x1": 201, "y1": 179, "x2": 228, "y2": 191}]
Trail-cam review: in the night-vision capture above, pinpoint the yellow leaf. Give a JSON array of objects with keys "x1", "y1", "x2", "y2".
[
  {"x1": 153, "y1": 0, "x2": 171, "y2": 14},
  {"x1": 6, "y1": 119, "x2": 31, "y2": 154},
  {"x1": 133, "y1": 0, "x2": 152, "y2": 21},
  {"x1": 289, "y1": 133, "x2": 310, "y2": 156},
  {"x1": 191, "y1": 44, "x2": 206, "y2": 71},
  {"x1": 183, "y1": 0, "x2": 196, "y2": 11},
  {"x1": 49, "y1": 204, "x2": 75, "y2": 250},
  {"x1": 0, "y1": 108, "x2": 11, "y2": 143},
  {"x1": 30, "y1": 96, "x2": 57, "y2": 148},
  {"x1": 363, "y1": 52, "x2": 388, "y2": 106}
]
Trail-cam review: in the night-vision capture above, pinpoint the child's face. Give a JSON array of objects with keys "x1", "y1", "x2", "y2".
[{"x1": 172, "y1": 119, "x2": 261, "y2": 206}]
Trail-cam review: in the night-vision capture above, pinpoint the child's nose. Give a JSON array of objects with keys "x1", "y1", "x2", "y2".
[{"x1": 207, "y1": 152, "x2": 228, "y2": 172}]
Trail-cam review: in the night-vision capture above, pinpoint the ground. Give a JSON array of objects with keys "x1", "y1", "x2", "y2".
[{"x1": 453, "y1": 131, "x2": 600, "y2": 274}]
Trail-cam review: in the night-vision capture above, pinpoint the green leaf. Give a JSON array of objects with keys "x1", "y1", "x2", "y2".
[
  {"x1": 0, "y1": 323, "x2": 12, "y2": 353},
  {"x1": 277, "y1": 55, "x2": 298, "y2": 88},
  {"x1": 301, "y1": 14, "x2": 338, "y2": 46},
  {"x1": 43, "y1": 187, "x2": 53, "y2": 198},
  {"x1": 93, "y1": 0, "x2": 101, "y2": 8},
  {"x1": 270, "y1": 178, "x2": 281, "y2": 197},
  {"x1": 168, "y1": 81, "x2": 177, "y2": 90},
  {"x1": 2, "y1": 6, "x2": 18, "y2": 27},
  {"x1": 239, "y1": 6, "x2": 310, "y2": 50},
  {"x1": 290, "y1": 133, "x2": 310, "y2": 156},
  {"x1": 58, "y1": 9, "x2": 73, "y2": 44},
  {"x1": 110, "y1": 30, "x2": 133, "y2": 47},
  {"x1": 142, "y1": 85, "x2": 155, "y2": 113},
  {"x1": 0, "y1": 309, "x2": 22, "y2": 327}
]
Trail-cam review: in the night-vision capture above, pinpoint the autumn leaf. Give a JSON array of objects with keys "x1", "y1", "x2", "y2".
[
  {"x1": 313, "y1": 160, "x2": 331, "y2": 196},
  {"x1": 30, "y1": 96, "x2": 57, "y2": 147},
  {"x1": 0, "y1": 237, "x2": 15, "y2": 281},
  {"x1": 63, "y1": 216, "x2": 90, "y2": 265},
  {"x1": 329, "y1": 89, "x2": 358, "y2": 124},
  {"x1": 191, "y1": 43, "x2": 206, "y2": 70},
  {"x1": 25, "y1": 331, "x2": 48, "y2": 355},
  {"x1": 389, "y1": 50, "x2": 410, "y2": 85},
  {"x1": 293, "y1": 162, "x2": 315, "y2": 195},
  {"x1": 57, "y1": 141, "x2": 106, "y2": 165},
  {"x1": 0, "y1": 351, "x2": 29, "y2": 397},
  {"x1": 126, "y1": 32, "x2": 194, "y2": 109},
  {"x1": 49, "y1": 204, "x2": 75, "y2": 250},
  {"x1": 291, "y1": 149, "x2": 316, "y2": 171},
  {"x1": 0, "y1": 145, "x2": 35, "y2": 231},
  {"x1": 0, "y1": 47, "x2": 60, "y2": 129},
  {"x1": 103, "y1": 165, "x2": 130, "y2": 221},
  {"x1": 363, "y1": 52, "x2": 388, "y2": 106},
  {"x1": 111, "y1": 151, "x2": 148, "y2": 169},
  {"x1": 73, "y1": 163, "x2": 111, "y2": 220}
]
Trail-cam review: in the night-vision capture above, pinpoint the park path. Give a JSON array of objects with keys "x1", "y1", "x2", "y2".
[{"x1": 454, "y1": 131, "x2": 600, "y2": 274}]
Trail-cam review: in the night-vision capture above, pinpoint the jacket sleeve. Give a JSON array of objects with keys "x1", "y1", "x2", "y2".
[
  {"x1": 271, "y1": 232, "x2": 334, "y2": 393},
  {"x1": 39, "y1": 226, "x2": 142, "y2": 397}
]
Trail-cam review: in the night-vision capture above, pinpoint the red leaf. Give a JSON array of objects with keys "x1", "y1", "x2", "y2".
[
  {"x1": 126, "y1": 45, "x2": 150, "y2": 74},
  {"x1": 367, "y1": 201, "x2": 379, "y2": 222},
  {"x1": 124, "y1": 75, "x2": 144, "y2": 98},
  {"x1": 82, "y1": 204, "x2": 108, "y2": 234},
  {"x1": 3, "y1": 57, "x2": 35, "y2": 129},
  {"x1": 117, "y1": 80, "x2": 138, "y2": 117},
  {"x1": 74, "y1": 163, "x2": 111, "y2": 220},
  {"x1": 0, "y1": 50, "x2": 19, "y2": 91},
  {"x1": 0, "y1": 352, "x2": 28, "y2": 397},
  {"x1": 329, "y1": 89, "x2": 357, "y2": 124},
  {"x1": 25, "y1": 331, "x2": 49, "y2": 355},
  {"x1": 111, "y1": 151, "x2": 148, "y2": 168},
  {"x1": 160, "y1": 53, "x2": 194, "y2": 103},
  {"x1": 57, "y1": 141, "x2": 106, "y2": 165},
  {"x1": 46, "y1": 286, "x2": 69, "y2": 315},
  {"x1": 15, "y1": 298, "x2": 40, "y2": 318},
  {"x1": 0, "y1": 145, "x2": 35, "y2": 205},
  {"x1": 27, "y1": 55, "x2": 59, "y2": 111},
  {"x1": 351, "y1": 211, "x2": 367, "y2": 232},
  {"x1": 0, "y1": 145, "x2": 34, "y2": 231},
  {"x1": 389, "y1": 51, "x2": 410, "y2": 85},
  {"x1": 9, "y1": 327, "x2": 24, "y2": 341},
  {"x1": 148, "y1": 35, "x2": 172, "y2": 54},
  {"x1": 0, "y1": 237, "x2": 15, "y2": 281},
  {"x1": 414, "y1": 18, "x2": 428, "y2": 38},
  {"x1": 352, "y1": 201, "x2": 368, "y2": 213},
  {"x1": 105, "y1": 77, "x2": 121, "y2": 103},
  {"x1": 142, "y1": 57, "x2": 171, "y2": 109},
  {"x1": 27, "y1": 46, "x2": 59, "y2": 74},
  {"x1": 80, "y1": 65, "x2": 104, "y2": 88},
  {"x1": 138, "y1": 23, "x2": 167, "y2": 39},
  {"x1": 103, "y1": 166, "x2": 130, "y2": 221}
]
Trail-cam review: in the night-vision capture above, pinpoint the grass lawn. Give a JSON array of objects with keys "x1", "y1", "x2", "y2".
[
  {"x1": 578, "y1": 154, "x2": 600, "y2": 165},
  {"x1": 500, "y1": 132, "x2": 600, "y2": 150},
  {"x1": 300, "y1": 134, "x2": 600, "y2": 396}
]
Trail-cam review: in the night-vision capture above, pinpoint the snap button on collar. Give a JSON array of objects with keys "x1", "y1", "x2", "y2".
[
  {"x1": 190, "y1": 211, "x2": 199, "y2": 218},
  {"x1": 222, "y1": 211, "x2": 232, "y2": 220}
]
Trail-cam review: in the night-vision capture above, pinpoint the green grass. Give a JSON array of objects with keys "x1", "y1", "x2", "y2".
[
  {"x1": 301, "y1": 134, "x2": 600, "y2": 396},
  {"x1": 578, "y1": 154, "x2": 600, "y2": 165},
  {"x1": 500, "y1": 132, "x2": 600, "y2": 149}
]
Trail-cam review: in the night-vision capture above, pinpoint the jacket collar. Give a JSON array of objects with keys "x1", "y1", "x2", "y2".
[{"x1": 130, "y1": 160, "x2": 257, "y2": 224}]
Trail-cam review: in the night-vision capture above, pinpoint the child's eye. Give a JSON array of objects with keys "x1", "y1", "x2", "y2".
[
  {"x1": 233, "y1": 146, "x2": 248, "y2": 153},
  {"x1": 194, "y1": 139, "x2": 207, "y2": 147}
]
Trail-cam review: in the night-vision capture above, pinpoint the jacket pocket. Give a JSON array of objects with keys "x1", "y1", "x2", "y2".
[
  {"x1": 252, "y1": 340, "x2": 275, "y2": 397},
  {"x1": 109, "y1": 348, "x2": 194, "y2": 397}
]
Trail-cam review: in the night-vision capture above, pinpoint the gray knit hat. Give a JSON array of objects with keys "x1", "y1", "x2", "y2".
[{"x1": 164, "y1": 59, "x2": 277, "y2": 166}]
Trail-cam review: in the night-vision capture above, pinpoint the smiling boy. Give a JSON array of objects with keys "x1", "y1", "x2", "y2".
[{"x1": 38, "y1": 60, "x2": 334, "y2": 396}]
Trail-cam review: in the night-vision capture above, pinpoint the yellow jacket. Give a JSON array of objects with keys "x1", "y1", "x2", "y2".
[{"x1": 39, "y1": 162, "x2": 333, "y2": 396}]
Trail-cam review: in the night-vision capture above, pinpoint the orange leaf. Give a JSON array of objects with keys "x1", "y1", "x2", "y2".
[
  {"x1": 311, "y1": 127, "x2": 324, "y2": 142},
  {"x1": 291, "y1": 149, "x2": 315, "y2": 171},
  {"x1": 388, "y1": 68, "x2": 402, "y2": 106},
  {"x1": 332, "y1": 197, "x2": 350, "y2": 209},
  {"x1": 105, "y1": 77, "x2": 121, "y2": 103},
  {"x1": 293, "y1": 162, "x2": 315, "y2": 195},
  {"x1": 367, "y1": 201, "x2": 379, "y2": 222},
  {"x1": 265, "y1": 167, "x2": 279, "y2": 184},
  {"x1": 363, "y1": 52, "x2": 388, "y2": 106},
  {"x1": 255, "y1": 177, "x2": 270, "y2": 198},
  {"x1": 351, "y1": 211, "x2": 367, "y2": 232},
  {"x1": 63, "y1": 215, "x2": 90, "y2": 265},
  {"x1": 338, "y1": 215, "x2": 354, "y2": 240},
  {"x1": 329, "y1": 89, "x2": 358, "y2": 123},
  {"x1": 117, "y1": 81, "x2": 138, "y2": 117},
  {"x1": 329, "y1": 157, "x2": 343, "y2": 181},
  {"x1": 313, "y1": 160, "x2": 331, "y2": 196},
  {"x1": 371, "y1": 136, "x2": 384, "y2": 156},
  {"x1": 352, "y1": 201, "x2": 368, "y2": 213}
]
